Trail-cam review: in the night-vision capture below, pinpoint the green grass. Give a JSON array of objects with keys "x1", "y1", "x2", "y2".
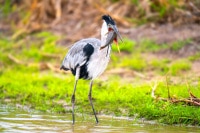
[
  {"x1": 0, "y1": 69, "x2": 70, "y2": 112},
  {"x1": 188, "y1": 53, "x2": 200, "y2": 61},
  {"x1": 112, "y1": 38, "x2": 190, "y2": 54},
  {"x1": 112, "y1": 39, "x2": 167, "y2": 53},
  {"x1": 0, "y1": 32, "x2": 200, "y2": 125},
  {"x1": 112, "y1": 38, "x2": 136, "y2": 53},
  {"x1": 169, "y1": 59, "x2": 191, "y2": 76},
  {"x1": 138, "y1": 39, "x2": 168, "y2": 52},
  {"x1": 149, "y1": 58, "x2": 170, "y2": 74},
  {"x1": 119, "y1": 54, "x2": 147, "y2": 71},
  {"x1": 0, "y1": 0, "x2": 12, "y2": 16},
  {"x1": 126, "y1": 0, "x2": 186, "y2": 25},
  {"x1": 1, "y1": 68, "x2": 200, "y2": 125},
  {"x1": 149, "y1": 58, "x2": 191, "y2": 76},
  {"x1": 170, "y1": 40, "x2": 191, "y2": 51}
]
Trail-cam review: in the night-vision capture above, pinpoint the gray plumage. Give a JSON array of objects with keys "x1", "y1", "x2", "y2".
[
  {"x1": 60, "y1": 38, "x2": 111, "y2": 80},
  {"x1": 60, "y1": 15, "x2": 122, "y2": 124}
]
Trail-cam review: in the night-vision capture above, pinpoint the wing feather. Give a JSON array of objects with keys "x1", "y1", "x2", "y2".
[{"x1": 60, "y1": 38, "x2": 100, "y2": 71}]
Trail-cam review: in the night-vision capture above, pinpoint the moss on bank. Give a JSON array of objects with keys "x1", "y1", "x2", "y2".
[{"x1": 0, "y1": 32, "x2": 200, "y2": 125}]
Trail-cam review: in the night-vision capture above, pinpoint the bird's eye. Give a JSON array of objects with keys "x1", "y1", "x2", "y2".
[
  {"x1": 107, "y1": 24, "x2": 112, "y2": 31},
  {"x1": 108, "y1": 24, "x2": 111, "y2": 26}
]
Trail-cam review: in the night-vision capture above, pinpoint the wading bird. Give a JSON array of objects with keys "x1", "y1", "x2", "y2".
[{"x1": 60, "y1": 15, "x2": 123, "y2": 124}]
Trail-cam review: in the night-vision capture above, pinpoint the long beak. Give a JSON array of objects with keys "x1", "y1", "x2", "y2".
[
  {"x1": 100, "y1": 31, "x2": 115, "y2": 50},
  {"x1": 112, "y1": 25, "x2": 123, "y2": 43},
  {"x1": 100, "y1": 25, "x2": 123, "y2": 50},
  {"x1": 112, "y1": 25, "x2": 123, "y2": 53}
]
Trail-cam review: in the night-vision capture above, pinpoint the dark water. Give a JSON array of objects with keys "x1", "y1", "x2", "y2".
[{"x1": 0, "y1": 105, "x2": 200, "y2": 133}]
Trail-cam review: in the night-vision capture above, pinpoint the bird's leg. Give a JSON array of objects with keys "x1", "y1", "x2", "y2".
[
  {"x1": 88, "y1": 80, "x2": 99, "y2": 124},
  {"x1": 71, "y1": 79, "x2": 77, "y2": 125},
  {"x1": 71, "y1": 67, "x2": 80, "y2": 124}
]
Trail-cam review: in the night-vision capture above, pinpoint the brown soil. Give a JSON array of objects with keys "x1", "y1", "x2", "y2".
[
  {"x1": 45, "y1": 1, "x2": 200, "y2": 60},
  {"x1": 1, "y1": 0, "x2": 200, "y2": 78}
]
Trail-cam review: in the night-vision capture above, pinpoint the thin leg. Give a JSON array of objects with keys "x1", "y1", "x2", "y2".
[
  {"x1": 88, "y1": 80, "x2": 99, "y2": 124},
  {"x1": 71, "y1": 67, "x2": 80, "y2": 124},
  {"x1": 71, "y1": 79, "x2": 78, "y2": 125}
]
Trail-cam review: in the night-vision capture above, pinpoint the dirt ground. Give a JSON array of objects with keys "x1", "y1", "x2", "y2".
[
  {"x1": 46, "y1": 1, "x2": 200, "y2": 60},
  {"x1": 1, "y1": 1, "x2": 200, "y2": 47},
  {"x1": 0, "y1": 0, "x2": 200, "y2": 78}
]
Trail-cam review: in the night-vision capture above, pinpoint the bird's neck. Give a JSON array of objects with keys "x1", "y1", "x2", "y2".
[
  {"x1": 99, "y1": 45, "x2": 111, "y2": 57},
  {"x1": 100, "y1": 21, "x2": 108, "y2": 47},
  {"x1": 100, "y1": 21, "x2": 111, "y2": 56}
]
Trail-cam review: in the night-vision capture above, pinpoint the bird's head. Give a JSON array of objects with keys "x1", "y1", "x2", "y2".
[{"x1": 100, "y1": 15, "x2": 123, "y2": 52}]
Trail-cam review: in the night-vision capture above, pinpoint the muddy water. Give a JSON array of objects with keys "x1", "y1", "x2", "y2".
[{"x1": 0, "y1": 105, "x2": 199, "y2": 133}]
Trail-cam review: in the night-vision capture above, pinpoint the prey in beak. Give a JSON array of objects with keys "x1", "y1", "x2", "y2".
[
  {"x1": 100, "y1": 15, "x2": 123, "y2": 53},
  {"x1": 110, "y1": 24, "x2": 123, "y2": 53}
]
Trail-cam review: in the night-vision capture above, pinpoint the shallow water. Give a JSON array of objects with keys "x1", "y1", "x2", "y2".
[{"x1": 0, "y1": 105, "x2": 200, "y2": 133}]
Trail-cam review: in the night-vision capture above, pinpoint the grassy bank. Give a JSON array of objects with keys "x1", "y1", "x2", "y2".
[{"x1": 0, "y1": 32, "x2": 200, "y2": 125}]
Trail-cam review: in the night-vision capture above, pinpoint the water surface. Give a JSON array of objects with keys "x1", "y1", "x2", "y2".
[{"x1": 0, "y1": 105, "x2": 199, "y2": 133}]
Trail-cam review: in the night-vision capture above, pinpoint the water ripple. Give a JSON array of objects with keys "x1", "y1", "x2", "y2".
[{"x1": 0, "y1": 105, "x2": 200, "y2": 133}]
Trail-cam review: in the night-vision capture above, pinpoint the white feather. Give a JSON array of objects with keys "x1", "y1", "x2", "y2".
[
  {"x1": 61, "y1": 20, "x2": 112, "y2": 80},
  {"x1": 101, "y1": 21, "x2": 108, "y2": 47}
]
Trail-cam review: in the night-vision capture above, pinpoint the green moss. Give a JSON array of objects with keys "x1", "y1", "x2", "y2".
[
  {"x1": 148, "y1": 57, "x2": 192, "y2": 76},
  {"x1": 149, "y1": 58, "x2": 170, "y2": 74},
  {"x1": 0, "y1": 0, "x2": 12, "y2": 15},
  {"x1": 169, "y1": 59, "x2": 191, "y2": 76},
  {"x1": 0, "y1": 69, "x2": 72, "y2": 111},
  {"x1": 139, "y1": 39, "x2": 168, "y2": 52},
  {"x1": 151, "y1": 0, "x2": 181, "y2": 17},
  {"x1": 170, "y1": 40, "x2": 191, "y2": 51},
  {"x1": 131, "y1": 0, "x2": 139, "y2": 5},
  {"x1": 120, "y1": 54, "x2": 147, "y2": 71},
  {"x1": 188, "y1": 53, "x2": 200, "y2": 61},
  {"x1": 112, "y1": 39, "x2": 190, "y2": 54},
  {"x1": 112, "y1": 38, "x2": 136, "y2": 53},
  {"x1": 1, "y1": 65, "x2": 200, "y2": 125}
]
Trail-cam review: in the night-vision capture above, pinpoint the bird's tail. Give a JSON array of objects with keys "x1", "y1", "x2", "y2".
[{"x1": 60, "y1": 65, "x2": 69, "y2": 71}]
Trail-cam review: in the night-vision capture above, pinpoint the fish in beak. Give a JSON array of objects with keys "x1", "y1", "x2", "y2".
[
  {"x1": 100, "y1": 24, "x2": 123, "y2": 53},
  {"x1": 111, "y1": 25, "x2": 123, "y2": 53}
]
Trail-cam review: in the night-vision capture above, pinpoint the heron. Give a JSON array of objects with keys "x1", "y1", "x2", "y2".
[{"x1": 60, "y1": 15, "x2": 123, "y2": 124}]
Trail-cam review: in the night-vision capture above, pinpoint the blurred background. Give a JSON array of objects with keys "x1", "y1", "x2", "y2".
[
  {"x1": 1, "y1": 0, "x2": 200, "y2": 76},
  {"x1": 1, "y1": 0, "x2": 200, "y2": 40}
]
